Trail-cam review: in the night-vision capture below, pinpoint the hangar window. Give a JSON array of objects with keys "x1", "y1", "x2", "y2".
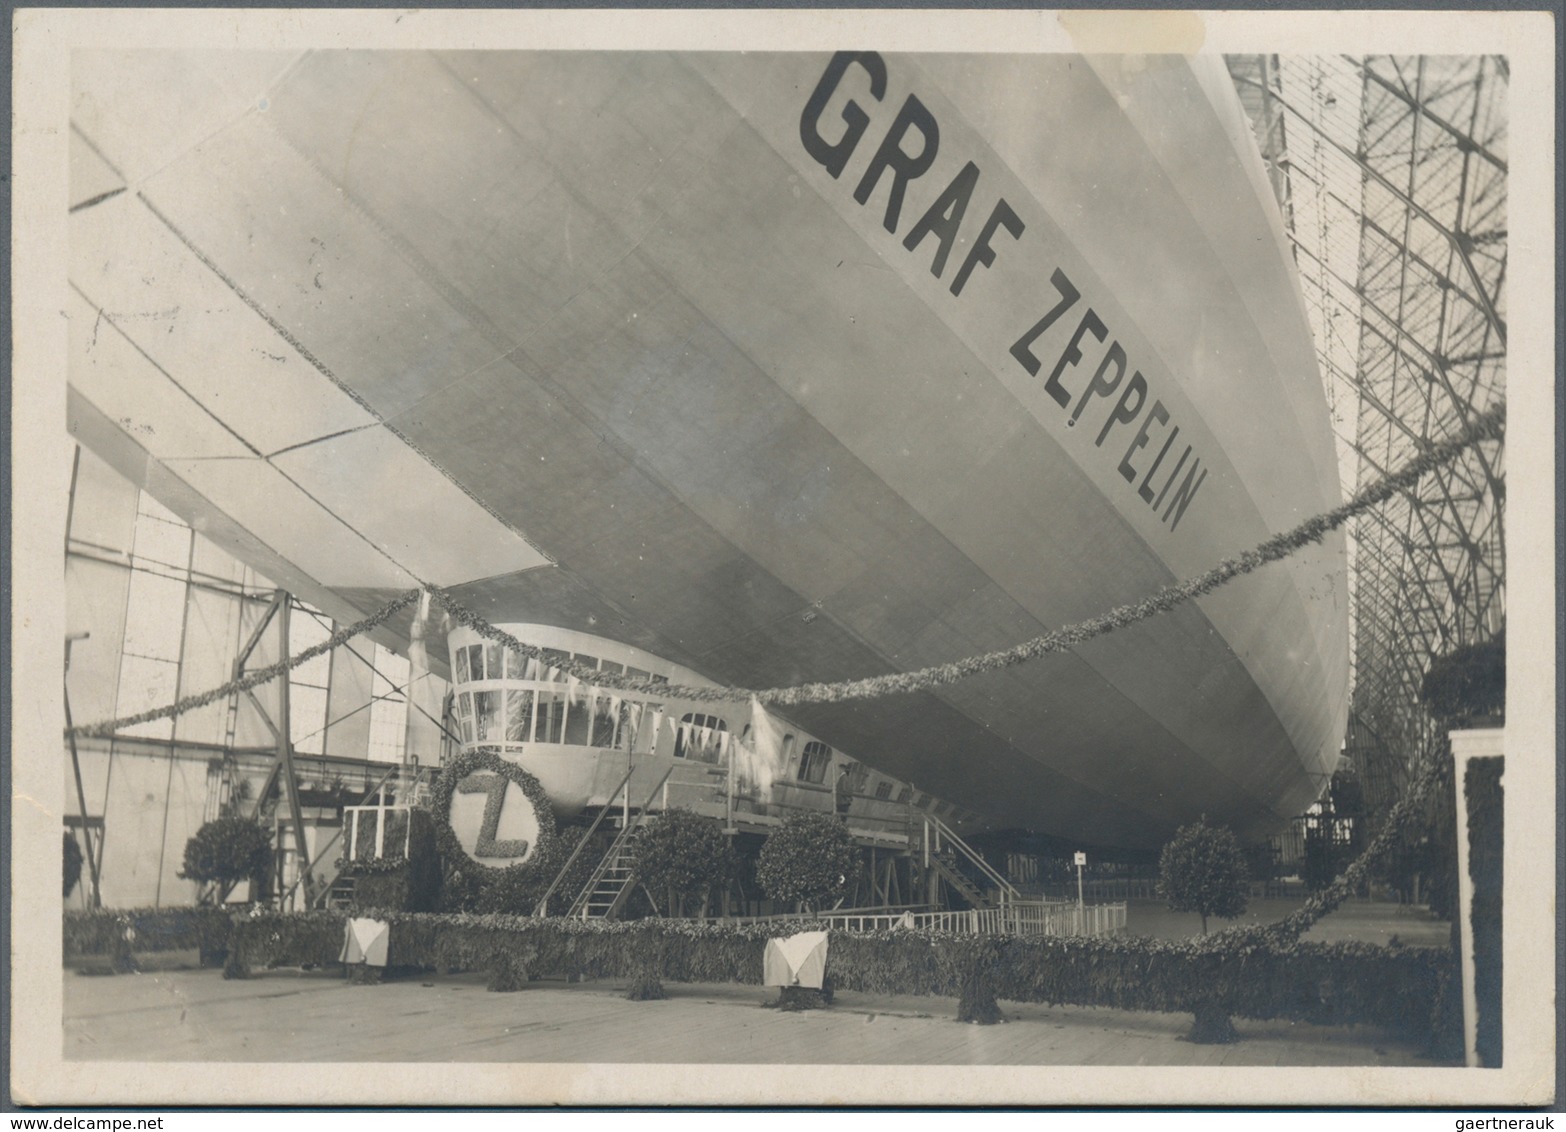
[
  {"x1": 674, "y1": 712, "x2": 728, "y2": 763},
  {"x1": 874, "y1": 781, "x2": 893, "y2": 801},
  {"x1": 840, "y1": 762, "x2": 869, "y2": 794},
  {"x1": 798, "y1": 741, "x2": 833, "y2": 785},
  {"x1": 896, "y1": 787, "x2": 913, "y2": 805}
]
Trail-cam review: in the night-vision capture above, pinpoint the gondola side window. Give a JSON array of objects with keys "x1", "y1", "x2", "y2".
[
  {"x1": 674, "y1": 712, "x2": 728, "y2": 764},
  {"x1": 798, "y1": 741, "x2": 833, "y2": 785}
]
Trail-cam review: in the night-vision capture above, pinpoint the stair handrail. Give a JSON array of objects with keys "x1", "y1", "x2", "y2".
[
  {"x1": 289, "y1": 762, "x2": 419, "y2": 909},
  {"x1": 926, "y1": 812, "x2": 1019, "y2": 903},
  {"x1": 532, "y1": 763, "x2": 637, "y2": 917},
  {"x1": 565, "y1": 766, "x2": 675, "y2": 919}
]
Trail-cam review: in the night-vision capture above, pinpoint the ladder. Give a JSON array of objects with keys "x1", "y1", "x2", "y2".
[
  {"x1": 564, "y1": 767, "x2": 674, "y2": 921},
  {"x1": 324, "y1": 874, "x2": 358, "y2": 911},
  {"x1": 571, "y1": 834, "x2": 645, "y2": 920}
]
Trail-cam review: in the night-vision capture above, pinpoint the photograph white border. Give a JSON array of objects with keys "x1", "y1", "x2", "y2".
[{"x1": 10, "y1": 7, "x2": 1557, "y2": 1107}]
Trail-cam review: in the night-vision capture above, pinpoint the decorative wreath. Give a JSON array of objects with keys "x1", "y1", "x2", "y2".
[{"x1": 429, "y1": 747, "x2": 557, "y2": 875}]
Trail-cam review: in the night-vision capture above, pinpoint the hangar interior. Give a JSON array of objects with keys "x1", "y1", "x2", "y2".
[{"x1": 62, "y1": 53, "x2": 1505, "y2": 925}]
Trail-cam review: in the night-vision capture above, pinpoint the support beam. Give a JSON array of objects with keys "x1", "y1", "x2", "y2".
[
  {"x1": 1231, "y1": 71, "x2": 1506, "y2": 345},
  {"x1": 63, "y1": 671, "x2": 102, "y2": 909},
  {"x1": 274, "y1": 594, "x2": 317, "y2": 906},
  {"x1": 1349, "y1": 56, "x2": 1507, "y2": 173}
]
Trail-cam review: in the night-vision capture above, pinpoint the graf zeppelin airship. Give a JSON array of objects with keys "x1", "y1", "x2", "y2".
[{"x1": 67, "y1": 49, "x2": 1349, "y2": 850}]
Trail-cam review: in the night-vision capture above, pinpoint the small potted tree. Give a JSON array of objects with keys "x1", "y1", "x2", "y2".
[
  {"x1": 755, "y1": 812, "x2": 858, "y2": 1010},
  {"x1": 631, "y1": 808, "x2": 736, "y2": 921},
  {"x1": 180, "y1": 815, "x2": 272, "y2": 902},
  {"x1": 756, "y1": 811, "x2": 857, "y2": 914},
  {"x1": 1158, "y1": 817, "x2": 1250, "y2": 1043}
]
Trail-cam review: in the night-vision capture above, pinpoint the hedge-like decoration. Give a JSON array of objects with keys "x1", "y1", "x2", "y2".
[
  {"x1": 64, "y1": 906, "x2": 236, "y2": 966},
  {"x1": 337, "y1": 810, "x2": 443, "y2": 913},
  {"x1": 214, "y1": 909, "x2": 1460, "y2": 1050},
  {"x1": 1465, "y1": 756, "x2": 1503, "y2": 1067},
  {"x1": 429, "y1": 747, "x2": 557, "y2": 876}
]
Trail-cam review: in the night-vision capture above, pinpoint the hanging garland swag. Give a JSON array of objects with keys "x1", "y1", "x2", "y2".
[{"x1": 65, "y1": 399, "x2": 1504, "y2": 735}]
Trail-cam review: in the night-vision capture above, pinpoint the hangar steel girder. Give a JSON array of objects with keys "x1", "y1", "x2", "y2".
[{"x1": 1227, "y1": 54, "x2": 1507, "y2": 822}]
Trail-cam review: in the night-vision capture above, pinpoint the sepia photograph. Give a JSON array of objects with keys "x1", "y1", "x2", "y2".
[{"x1": 8, "y1": 6, "x2": 1557, "y2": 1110}]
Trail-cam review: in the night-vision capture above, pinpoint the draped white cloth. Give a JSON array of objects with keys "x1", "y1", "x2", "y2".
[
  {"x1": 339, "y1": 917, "x2": 390, "y2": 967},
  {"x1": 763, "y1": 931, "x2": 829, "y2": 989}
]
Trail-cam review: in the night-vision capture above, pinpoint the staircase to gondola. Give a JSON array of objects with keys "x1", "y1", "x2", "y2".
[
  {"x1": 916, "y1": 811, "x2": 1020, "y2": 911},
  {"x1": 568, "y1": 832, "x2": 647, "y2": 920},
  {"x1": 534, "y1": 766, "x2": 674, "y2": 921},
  {"x1": 930, "y1": 849, "x2": 992, "y2": 908}
]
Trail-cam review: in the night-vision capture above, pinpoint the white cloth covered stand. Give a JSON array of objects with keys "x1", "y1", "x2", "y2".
[
  {"x1": 339, "y1": 917, "x2": 390, "y2": 967},
  {"x1": 763, "y1": 930, "x2": 829, "y2": 989}
]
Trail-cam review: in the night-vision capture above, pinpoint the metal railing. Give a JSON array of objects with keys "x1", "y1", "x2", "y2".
[
  {"x1": 740, "y1": 900, "x2": 1127, "y2": 938},
  {"x1": 917, "y1": 811, "x2": 1020, "y2": 906},
  {"x1": 272, "y1": 763, "x2": 428, "y2": 910}
]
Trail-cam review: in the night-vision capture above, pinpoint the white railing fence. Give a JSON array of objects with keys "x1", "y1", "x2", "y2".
[{"x1": 742, "y1": 900, "x2": 1127, "y2": 939}]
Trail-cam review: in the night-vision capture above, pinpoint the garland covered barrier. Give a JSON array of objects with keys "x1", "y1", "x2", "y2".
[
  {"x1": 201, "y1": 911, "x2": 1458, "y2": 1050},
  {"x1": 64, "y1": 906, "x2": 236, "y2": 969},
  {"x1": 1466, "y1": 756, "x2": 1503, "y2": 1067}
]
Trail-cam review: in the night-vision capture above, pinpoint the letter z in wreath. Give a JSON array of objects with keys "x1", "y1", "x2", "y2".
[{"x1": 431, "y1": 748, "x2": 557, "y2": 873}]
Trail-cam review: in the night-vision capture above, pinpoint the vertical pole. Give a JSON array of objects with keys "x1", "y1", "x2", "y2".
[
  {"x1": 725, "y1": 733, "x2": 735, "y2": 829},
  {"x1": 275, "y1": 595, "x2": 316, "y2": 905},
  {"x1": 63, "y1": 654, "x2": 101, "y2": 909},
  {"x1": 404, "y1": 590, "x2": 443, "y2": 766},
  {"x1": 1076, "y1": 859, "x2": 1085, "y2": 936}
]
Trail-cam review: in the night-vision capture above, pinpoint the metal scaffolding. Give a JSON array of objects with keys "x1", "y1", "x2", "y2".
[{"x1": 1228, "y1": 56, "x2": 1507, "y2": 817}]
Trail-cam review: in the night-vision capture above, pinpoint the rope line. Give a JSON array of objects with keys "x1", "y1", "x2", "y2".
[{"x1": 64, "y1": 400, "x2": 1503, "y2": 737}]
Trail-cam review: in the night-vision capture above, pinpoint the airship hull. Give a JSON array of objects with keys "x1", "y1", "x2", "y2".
[{"x1": 67, "y1": 50, "x2": 1348, "y2": 849}]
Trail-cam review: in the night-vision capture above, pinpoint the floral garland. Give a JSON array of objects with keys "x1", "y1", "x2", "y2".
[
  {"x1": 434, "y1": 398, "x2": 1506, "y2": 708},
  {"x1": 332, "y1": 856, "x2": 409, "y2": 877},
  {"x1": 64, "y1": 588, "x2": 421, "y2": 740},
  {"x1": 1234, "y1": 730, "x2": 1450, "y2": 948},
  {"x1": 428, "y1": 747, "x2": 557, "y2": 875},
  {"x1": 65, "y1": 396, "x2": 1503, "y2": 812}
]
